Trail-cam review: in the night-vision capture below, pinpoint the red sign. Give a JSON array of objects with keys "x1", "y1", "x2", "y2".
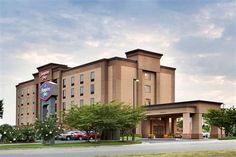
[{"x1": 39, "y1": 71, "x2": 50, "y2": 82}]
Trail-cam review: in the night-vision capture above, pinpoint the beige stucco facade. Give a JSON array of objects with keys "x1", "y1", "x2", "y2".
[{"x1": 16, "y1": 49, "x2": 222, "y2": 139}]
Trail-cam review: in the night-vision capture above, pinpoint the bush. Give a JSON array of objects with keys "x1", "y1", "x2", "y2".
[
  {"x1": 35, "y1": 117, "x2": 59, "y2": 144},
  {"x1": 0, "y1": 124, "x2": 36, "y2": 143},
  {"x1": 0, "y1": 124, "x2": 14, "y2": 143}
]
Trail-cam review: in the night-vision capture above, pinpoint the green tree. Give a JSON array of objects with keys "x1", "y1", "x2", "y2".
[
  {"x1": 64, "y1": 101, "x2": 146, "y2": 142},
  {"x1": 204, "y1": 107, "x2": 236, "y2": 137},
  {"x1": 0, "y1": 100, "x2": 3, "y2": 119}
]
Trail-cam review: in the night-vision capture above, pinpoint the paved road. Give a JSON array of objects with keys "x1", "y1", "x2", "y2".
[{"x1": 0, "y1": 140, "x2": 235, "y2": 157}]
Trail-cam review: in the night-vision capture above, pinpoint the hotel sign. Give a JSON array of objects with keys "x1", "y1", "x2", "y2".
[
  {"x1": 39, "y1": 81, "x2": 58, "y2": 101},
  {"x1": 39, "y1": 70, "x2": 50, "y2": 82}
]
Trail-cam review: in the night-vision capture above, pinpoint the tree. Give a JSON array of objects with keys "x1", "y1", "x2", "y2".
[
  {"x1": 0, "y1": 100, "x2": 3, "y2": 119},
  {"x1": 204, "y1": 107, "x2": 236, "y2": 137},
  {"x1": 118, "y1": 105, "x2": 146, "y2": 141},
  {"x1": 64, "y1": 101, "x2": 146, "y2": 142}
]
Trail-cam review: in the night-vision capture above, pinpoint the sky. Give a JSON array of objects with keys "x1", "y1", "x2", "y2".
[{"x1": 0, "y1": 0, "x2": 235, "y2": 125}]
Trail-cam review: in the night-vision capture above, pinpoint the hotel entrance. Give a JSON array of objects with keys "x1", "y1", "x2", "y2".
[{"x1": 153, "y1": 125, "x2": 164, "y2": 138}]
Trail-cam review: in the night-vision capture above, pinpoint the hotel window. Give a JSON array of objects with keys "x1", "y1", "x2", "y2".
[
  {"x1": 80, "y1": 86, "x2": 84, "y2": 96},
  {"x1": 90, "y1": 71, "x2": 95, "y2": 82},
  {"x1": 63, "y1": 89, "x2": 66, "y2": 99},
  {"x1": 63, "y1": 102, "x2": 66, "y2": 111},
  {"x1": 21, "y1": 99, "x2": 24, "y2": 106},
  {"x1": 71, "y1": 76, "x2": 75, "y2": 86},
  {"x1": 71, "y1": 88, "x2": 74, "y2": 98},
  {"x1": 144, "y1": 72, "x2": 151, "y2": 80},
  {"x1": 71, "y1": 101, "x2": 75, "y2": 106},
  {"x1": 90, "y1": 98, "x2": 95, "y2": 105},
  {"x1": 80, "y1": 99, "x2": 84, "y2": 106},
  {"x1": 80, "y1": 74, "x2": 84, "y2": 84},
  {"x1": 145, "y1": 99, "x2": 151, "y2": 106},
  {"x1": 63, "y1": 79, "x2": 66, "y2": 88},
  {"x1": 144, "y1": 85, "x2": 151, "y2": 93},
  {"x1": 90, "y1": 84, "x2": 95, "y2": 94},
  {"x1": 21, "y1": 90, "x2": 24, "y2": 97},
  {"x1": 27, "y1": 88, "x2": 30, "y2": 96}
]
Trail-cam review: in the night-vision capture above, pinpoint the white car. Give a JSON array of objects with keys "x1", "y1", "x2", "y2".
[{"x1": 203, "y1": 132, "x2": 210, "y2": 138}]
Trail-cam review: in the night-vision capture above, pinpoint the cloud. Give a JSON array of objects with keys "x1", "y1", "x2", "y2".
[{"x1": 0, "y1": 0, "x2": 235, "y2": 125}]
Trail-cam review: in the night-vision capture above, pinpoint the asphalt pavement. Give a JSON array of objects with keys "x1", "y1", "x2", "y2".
[{"x1": 0, "y1": 139, "x2": 235, "y2": 157}]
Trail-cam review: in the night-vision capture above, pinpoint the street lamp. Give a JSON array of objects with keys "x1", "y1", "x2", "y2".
[{"x1": 132, "y1": 78, "x2": 139, "y2": 141}]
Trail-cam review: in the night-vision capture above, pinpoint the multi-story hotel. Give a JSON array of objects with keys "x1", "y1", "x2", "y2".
[{"x1": 16, "y1": 49, "x2": 222, "y2": 139}]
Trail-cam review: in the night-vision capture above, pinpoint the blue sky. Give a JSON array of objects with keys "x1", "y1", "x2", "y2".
[{"x1": 0, "y1": 0, "x2": 235, "y2": 125}]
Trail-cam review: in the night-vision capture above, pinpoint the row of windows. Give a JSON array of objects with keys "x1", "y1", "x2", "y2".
[
  {"x1": 62, "y1": 84, "x2": 95, "y2": 99},
  {"x1": 63, "y1": 71, "x2": 95, "y2": 88},
  {"x1": 62, "y1": 98, "x2": 95, "y2": 111}
]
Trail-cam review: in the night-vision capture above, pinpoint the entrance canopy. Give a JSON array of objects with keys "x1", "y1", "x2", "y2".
[{"x1": 142, "y1": 100, "x2": 222, "y2": 139}]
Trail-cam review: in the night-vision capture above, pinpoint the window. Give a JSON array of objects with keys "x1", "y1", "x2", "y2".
[
  {"x1": 71, "y1": 76, "x2": 75, "y2": 86},
  {"x1": 145, "y1": 99, "x2": 151, "y2": 106},
  {"x1": 21, "y1": 99, "x2": 24, "y2": 106},
  {"x1": 90, "y1": 84, "x2": 94, "y2": 94},
  {"x1": 144, "y1": 85, "x2": 151, "y2": 93},
  {"x1": 80, "y1": 86, "x2": 84, "y2": 96},
  {"x1": 63, "y1": 79, "x2": 66, "y2": 88},
  {"x1": 27, "y1": 113, "x2": 29, "y2": 115},
  {"x1": 71, "y1": 101, "x2": 75, "y2": 106},
  {"x1": 63, "y1": 102, "x2": 66, "y2": 111},
  {"x1": 71, "y1": 88, "x2": 74, "y2": 98},
  {"x1": 90, "y1": 98, "x2": 95, "y2": 105},
  {"x1": 63, "y1": 89, "x2": 66, "y2": 99},
  {"x1": 90, "y1": 71, "x2": 95, "y2": 82},
  {"x1": 80, "y1": 74, "x2": 84, "y2": 84},
  {"x1": 80, "y1": 99, "x2": 84, "y2": 106},
  {"x1": 144, "y1": 72, "x2": 151, "y2": 80},
  {"x1": 27, "y1": 88, "x2": 30, "y2": 96},
  {"x1": 21, "y1": 90, "x2": 24, "y2": 97},
  {"x1": 55, "y1": 103, "x2": 57, "y2": 112}
]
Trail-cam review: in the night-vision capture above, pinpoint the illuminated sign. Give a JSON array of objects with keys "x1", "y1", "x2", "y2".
[
  {"x1": 39, "y1": 81, "x2": 58, "y2": 101},
  {"x1": 39, "y1": 70, "x2": 50, "y2": 82}
]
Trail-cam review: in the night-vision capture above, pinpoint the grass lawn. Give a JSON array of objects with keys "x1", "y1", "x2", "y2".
[
  {"x1": 0, "y1": 141, "x2": 141, "y2": 150},
  {"x1": 97, "y1": 150, "x2": 236, "y2": 157}
]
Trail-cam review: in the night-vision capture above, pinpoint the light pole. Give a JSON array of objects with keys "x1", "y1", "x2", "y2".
[{"x1": 132, "y1": 79, "x2": 139, "y2": 141}]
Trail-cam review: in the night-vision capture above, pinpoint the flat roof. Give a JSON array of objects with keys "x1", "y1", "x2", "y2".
[
  {"x1": 16, "y1": 79, "x2": 34, "y2": 87},
  {"x1": 125, "y1": 48, "x2": 163, "y2": 57},
  {"x1": 160, "y1": 65, "x2": 176, "y2": 70},
  {"x1": 63, "y1": 57, "x2": 137, "y2": 72},
  {"x1": 37, "y1": 63, "x2": 68, "y2": 70},
  {"x1": 144, "y1": 100, "x2": 223, "y2": 108}
]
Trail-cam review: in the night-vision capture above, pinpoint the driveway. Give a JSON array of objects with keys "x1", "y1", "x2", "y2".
[{"x1": 0, "y1": 139, "x2": 235, "y2": 157}]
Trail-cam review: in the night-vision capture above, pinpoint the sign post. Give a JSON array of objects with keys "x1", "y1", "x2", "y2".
[{"x1": 39, "y1": 81, "x2": 58, "y2": 144}]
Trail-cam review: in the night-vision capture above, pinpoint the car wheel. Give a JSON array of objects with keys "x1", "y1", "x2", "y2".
[
  {"x1": 79, "y1": 137, "x2": 83, "y2": 140},
  {"x1": 66, "y1": 136, "x2": 71, "y2": 141},
  {"x1": 90, "y1": 137, "x2": 93, "y2": 140}
]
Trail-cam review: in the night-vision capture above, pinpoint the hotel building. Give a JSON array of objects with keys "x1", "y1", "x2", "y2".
[{"x1": 16, "y1": 49, "x2": 222, "y2": 139}]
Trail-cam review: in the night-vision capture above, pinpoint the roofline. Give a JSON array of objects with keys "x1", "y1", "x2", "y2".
[
  {"x1": 37, "y1": 63, "x2": 68, "y2": 70},
  {"x1": 125, "y1": 48, "x2": 163, "y2": 57},
  {"x1": 16, "y1": 79, "x2": 34, "y2": 87},
  {"x1": 144, "y1": 100, "x2": 223, "y2": 108},
  {"x1": 63, "y1": 57, "x2": 137, "y2": 72},
  {"x1": 160, "y1": 65, "x2": 176, "y2": 70}
]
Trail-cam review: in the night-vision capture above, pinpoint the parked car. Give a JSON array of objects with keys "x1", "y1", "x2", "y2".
[
  {"x1": 73, "y1": 131, "x2": 100, "y2": 140},
  {"x1": 73, "y1": 131, "x2": 87, "y2": 140},
  {"x1": 57, "y1": 131, "x2": 80, "y2": 140},
  {"x1": 203, "y1": 132, "x2": 210, "y2": 138}
]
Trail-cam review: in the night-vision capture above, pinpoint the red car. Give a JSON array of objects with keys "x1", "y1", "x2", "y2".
[
  {"x1": 73, "y1": 131, "x2": 99, "y2": 140},
  {"x1": 73, "y1": 131, "x2": 87, "y2": 140}
]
